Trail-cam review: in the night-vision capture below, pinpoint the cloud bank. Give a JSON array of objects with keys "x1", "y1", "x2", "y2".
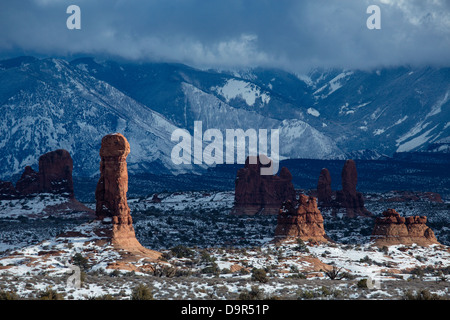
[{"x1": 1, "y1": 0, "x2": 449, "y2": 72}]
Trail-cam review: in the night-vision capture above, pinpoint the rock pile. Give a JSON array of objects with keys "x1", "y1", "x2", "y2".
[
  {"x1": 232, "y1": 155, "x2": 296, "y2": 215},
  {"x1": 274, "y1": 194, "x2": 329, "y2": 243},
  {"x1": 371, "y1": 208, "x2": 439, "y2": 246}
]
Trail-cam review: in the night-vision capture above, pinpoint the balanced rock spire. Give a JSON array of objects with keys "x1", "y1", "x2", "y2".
[{"x1": 94, "y1": 133, "x2": 160, "y2": 257}]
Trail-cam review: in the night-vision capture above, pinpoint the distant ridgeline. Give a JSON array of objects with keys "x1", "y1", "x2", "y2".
[{"x1": 69, "y1": 151, "x2": 450, "y2": 203}]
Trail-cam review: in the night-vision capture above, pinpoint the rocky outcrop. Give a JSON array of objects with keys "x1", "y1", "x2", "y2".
[
  {"x1": 15, "y1": 166, "x2": 40, "y2": 196},
  {"x1": 315, "y1": 161, "x2": 371, "y2": 218},
  {"x1": 94, "y1": 133, "x2": 160, "y2": 258},
  {"x1": 317, "y1": 160, "x2": 371, "y2": 217},
  {"x1": 232, "y1": 155, "x2": 296, "y2": 215},
  {"x1": 1, "y1": 149, "x2": 74, "y2": 199},
  {"x1": 0, "y1": 180, "x2": 18, "y2": 199},
  {"x1": 274, "y1": 194, "x2": 329, "y2": 242},
  {"x1": 371, "y1": 209, "x2": 439, "y2": 246},
  {"x1": 335, "y1": 160, "x2": 371, "y2": 217},
  {"x1": 384, "y1": 191, "x2": 443, "y2": 203},
  {"x1": 317, "y1": 168, "x2": 332, "y2": 206},
  {"x1": 38, "y1": 149, "x2": 74, "y2": 197}
]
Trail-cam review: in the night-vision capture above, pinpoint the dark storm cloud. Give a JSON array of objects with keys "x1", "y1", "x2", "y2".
[{"x1": 0, "y1": 0, "x2": 449, "y2": 72}]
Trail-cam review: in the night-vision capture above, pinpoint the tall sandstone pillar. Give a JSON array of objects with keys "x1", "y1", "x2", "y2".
[
  {"x1": 336, "y1": 160, "x2": 371, "y2": 217},
  {"x1": 95, "y1": 133, "x2": 155, "y2": 254},
  {"x1": 95, "y1": 133, "x2": 132, "y2": 225}
]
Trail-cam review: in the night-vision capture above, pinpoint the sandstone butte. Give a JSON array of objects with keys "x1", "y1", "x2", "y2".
[
  {"x1": 0, "y1": 149, "x2": 74, "y2": 199},
  {"x1": 0, "y1": 149, "x2": 92, "y2": 217},
  {"x1": 371, "y1": 208, "x2": 440, "y2": 247},
  {"x1": 232, "y1": 155, "x2": 296, "y2": 215},
  {"x1": 274, "y1": 194, "x2": 330, "y2": 243},
  {"x1": 92, "y1": 133, "x2": 161, "y2": 260}
]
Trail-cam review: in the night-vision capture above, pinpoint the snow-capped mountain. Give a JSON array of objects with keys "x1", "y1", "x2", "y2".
[
  {"x1": 71, "y1": 58, "x2": 449, "y2": 157},
  {"x1": 301, "y1": 67, "x2": 450, "y2": 155},
  {"x1": 0, "y1": 56, "x2": 449, "y2": 179},
  {"x1": 0, "y1": 57, "x2": 199, "y2": 179}
]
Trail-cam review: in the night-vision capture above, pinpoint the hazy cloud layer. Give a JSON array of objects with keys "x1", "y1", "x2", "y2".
[{"x1": 1, "y1": 0, "x2": 449, "y2": 72}]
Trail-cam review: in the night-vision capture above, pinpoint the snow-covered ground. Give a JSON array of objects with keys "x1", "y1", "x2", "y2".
[{"x1": 0, "y1": 190, "x2": 449, "y2": 300}]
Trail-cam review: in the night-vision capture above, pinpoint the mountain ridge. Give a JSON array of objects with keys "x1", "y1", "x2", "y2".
[{"x1": 0, "y1": 56, "x2": 448, "y2": 179}]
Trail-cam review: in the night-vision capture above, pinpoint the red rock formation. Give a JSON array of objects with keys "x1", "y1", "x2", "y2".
[
  {"x1": 94, "y1": 133, "x2": 160, "y2": 258},
  {"x1": 5, "y1": 149, "x2": 74, "y2": 198},
  {"x1": 0, "y1": 180, "x2": 18, "y2": 200},
  {"x1": 385, "y1": 191, "x2": 443, "y2": 203},
  {"x1": 371, "y1": 209, "x2": 439, "y2": 246},
  {"x1": 232, "y1": 155, "x2": 296, "y2": 215},
  {"x1": 95, "y1": 133, "x2": 132, "y2": 224},
  {"x1": 335, "y1": 160, "x2": 371, "y2": 217},
  {"x1": 274, "y1": 194, "x2": 329, "y2": 242},
  {"x1": 317, "y1": 168, "x2": 332, "y2": 206},
  {"x1": 15, "y1": 166, "x2": 40, "y2": 196},
  {"x1": 151, "y1": 194, "x2": 162, "y2": 203},
  {"x1": 39, "y1": 149, "x2": 74, "y2": 197}
]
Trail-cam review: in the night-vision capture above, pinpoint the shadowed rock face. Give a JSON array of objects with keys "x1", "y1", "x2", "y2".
[
  {"x1": 336, "y1": 159, "x2": 371, "y2": 217},
  {"x1": 0, "y1": 180, "x2": 18, "y2": 199},
  {"x1": 15, "y1": 166, "x2": 40, "y2": 196},
  {"x1": 371, "y1": 208, "x2": 439, "y2": 247},
  {"x1": 232, "y1": 155, "x2": 296, "y2": 215},
  {"x1": 317, "y1": 168, "x2": 332, "y2": 206},
  {"x1": 275, "y1": 194, "x2": 329, "y2": 243},
  {"x1": 39, "y1": 149, "x2": 74, "y2": 197}
]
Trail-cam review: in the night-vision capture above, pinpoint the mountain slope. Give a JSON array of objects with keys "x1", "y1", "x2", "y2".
[
  {"x1": 0, "y1": 56, "x2": 449, "y2": 180},
  {"x1": 72, "y1": 58, "x2": 450, "y2": 156},
  {"x1": 0, "y1": 57, "x2": 197, "y2": 179}
]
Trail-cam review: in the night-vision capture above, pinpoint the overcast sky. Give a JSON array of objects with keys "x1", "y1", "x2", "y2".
[{"x1": 0, "y1": 0, "x2": 449, "y2": 72}]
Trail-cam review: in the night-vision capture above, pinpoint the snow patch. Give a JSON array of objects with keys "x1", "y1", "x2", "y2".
[
  {"x1": 396, "y1": 125, "x2": 439, "y2": 152},
  {"x1": 307, "y1": 107, "x2": 320, "y2": 117},
  {"x1": 212, "y1": 79, "x2": 270, "y2": 106}
]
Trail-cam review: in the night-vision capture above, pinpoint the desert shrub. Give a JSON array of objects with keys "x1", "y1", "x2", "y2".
[
  {"x1": 297, "y1": 289, "x2": 315, "y2": 299},
  {"x1": 251, "y1": 268, "x2": 268, "y2": 283},
  {"x1": 200, "y1": 250, "x2": 216, "y2": 263},
  {"x1": 410, "y1": 267, "x2": 425, "y2": 280},
  {"x1": 110, "y1": 269, "x2": 121, "y2": 277},
  {"x1": 295, "y1": 239, "x2": 309, "y2": 253},
  {"x1": 0, "y1": 290, "x2": 20, "y2": 300},
  {"x1": 239, "y1": 268, "x2": 250, "y2": 275},
  {"x1": 324, "y1": 266, "x2": 343, "y2": 280},
  {"x1": 238, "y1": 285, "x2": 264, "y2": 300},
  {"x1": 403, "y1": 289, "x2": 444, "y2": 300},
  {"x1": 131, "y1": 284, "x2": 154, "y2": 300},
  {"x1": 171, "y1": 245, "x2": 195, "y2": 258},
  {"x1": 88, "y1": 294, "x2": 116, "y2": 300},
  {"x1": 72, "y1": 253, "x2": 89, "y2": 271},
  {"x1": 39, "y1": 286, "x2": 64, "y2": 300},
  {"x1": 201, "y1": 262, "x2": 220, "y2": 276},
  {"x1": 357, "y1": 279, "x2": 368, "y2": 288}
]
